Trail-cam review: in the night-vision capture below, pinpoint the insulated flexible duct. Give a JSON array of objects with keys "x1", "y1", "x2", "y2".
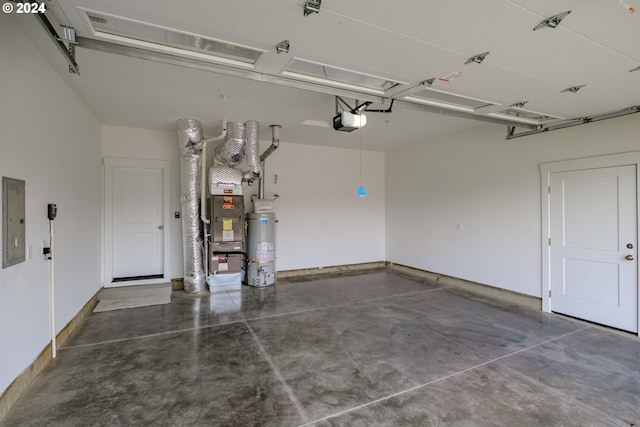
[
  {"x1": 177, "y1": 119, "x2": 206, "y2": 293},
  {"x1": 212, "y1": 121, "x2": 261, "y2": 184},
  {"x1": 213, "y1": 122, "x2": 245, "y2": 167},
  {"x1": 243, "y1": 120, "x2": 261, "y2": 182}
]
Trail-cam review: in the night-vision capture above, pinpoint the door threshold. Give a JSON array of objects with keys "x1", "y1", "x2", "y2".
[{"x1": 112, "y1": 274, "x2": 163, "y2": 283}]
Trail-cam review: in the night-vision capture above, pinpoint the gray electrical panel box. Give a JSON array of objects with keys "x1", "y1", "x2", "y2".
[{"x1": 3, "y1": 177, "x2": 26, "y2": 269}]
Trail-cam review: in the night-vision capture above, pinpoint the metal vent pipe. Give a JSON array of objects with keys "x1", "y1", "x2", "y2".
[
  {"x1": 258, "y1": 125, "x2": 281, "y2": 199},
  {"x1": 177, "y1": 119, "x2": 206, "y2": 293}
]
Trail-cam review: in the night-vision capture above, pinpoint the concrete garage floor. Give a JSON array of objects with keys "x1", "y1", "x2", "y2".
[{"x1": 2, "y1": 271, "x2": 639, "y2": 426}]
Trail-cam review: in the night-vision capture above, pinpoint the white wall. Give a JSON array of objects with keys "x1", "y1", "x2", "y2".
[
  {"x1": 0, "y1": 15, "x2": 102, "y2": 394},
  {"x1": 386, "y1": 114, "x2": 640, "y2": 297},
  {"x1": 245, "y1": 142, "x2": 386, "y2": 271},
  {"x1": 101, "y1": 125, "x2": 184, "y2": 281}
]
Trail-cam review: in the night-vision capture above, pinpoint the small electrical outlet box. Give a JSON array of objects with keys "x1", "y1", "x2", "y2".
[{"x1": 47, "y1": 203, "x2": 57, "y2": 220}]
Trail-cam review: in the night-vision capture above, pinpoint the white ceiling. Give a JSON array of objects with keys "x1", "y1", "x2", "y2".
[{"x1": 22, "y1": 0, "x2": 640, "y2": 150}]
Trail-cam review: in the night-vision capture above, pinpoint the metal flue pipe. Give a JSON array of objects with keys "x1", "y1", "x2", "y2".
[{"x1": 259, "y1": 125, "x2": 281, "y2": 199}]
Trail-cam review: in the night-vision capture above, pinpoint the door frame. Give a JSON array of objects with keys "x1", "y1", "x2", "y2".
[
  {"x1": 104, "y1": 157, "x2": 171, "y2": 287},
  {"x1": 541, "y1": 151, "x2": 640, "y2": 336}
]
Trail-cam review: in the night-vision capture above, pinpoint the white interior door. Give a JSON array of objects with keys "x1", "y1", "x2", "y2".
[
  {"x1": 104, "y1": 158, "x2": 170, "y2": 287},
  {"x1": 549, "y1": 165, "x2": 638, "y2": 332}
]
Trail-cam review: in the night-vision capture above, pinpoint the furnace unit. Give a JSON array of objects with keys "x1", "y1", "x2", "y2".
[
  {"x1": 206, "y1": 121, "x2": 259, "y2": 292},
  {"x1": 208, "y1": 193, "x2": 245, "y2": 291}
]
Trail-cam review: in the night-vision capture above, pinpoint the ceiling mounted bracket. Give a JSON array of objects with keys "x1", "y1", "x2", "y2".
[
  {"x1": 533, "y1": 11, "x2": 572, "y2": 30},
  {"x1": 630, "y1": 66, "x2": 640, "y2": 73},
  {"x1": 506, "y1": 105, "x2": 640, "y2": 140},
  {"x1": 422, "y1": 78, "x2": 436, "y2": 87},
  {"x1": 276, "y1": 40, "x2": 290, "y2": 54},
  {"x1": 364, "y1": 99, "x2": 394, "y2": 113},
  {"x1": 465, "y1": 51, "x2": 490, "y2": 65},
  {"x1": 335, "y1": 96, "x2": 372, "y2": 115},
  {"x1": 31, "y1": 12, "x2": 80, "y2": 74},
  {"x1": 303, "y1": 0, "x2": 321, "y2": 16},
  {"x1": 58, "y1": 26, "x2": 80, "y2": 74},
  {"x1": 511, "y1": 101, "x2": 529, "y2": 108},
  {"x1": 561, "y1": 84, "x2": 585, "y2": 94}
]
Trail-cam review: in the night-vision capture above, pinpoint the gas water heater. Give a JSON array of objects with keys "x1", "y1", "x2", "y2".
[{"x1": 247, "y1": 212, "x2": 276, "y2": 287}]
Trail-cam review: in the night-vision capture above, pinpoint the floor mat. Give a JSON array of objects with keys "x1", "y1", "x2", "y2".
[{"x1": 93, "y1": 283, "x2": 172, "y2": 313}]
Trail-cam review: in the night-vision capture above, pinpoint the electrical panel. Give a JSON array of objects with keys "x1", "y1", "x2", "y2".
[{"x1": 2, "y1": 177, "x2": 26, "y2": 269}]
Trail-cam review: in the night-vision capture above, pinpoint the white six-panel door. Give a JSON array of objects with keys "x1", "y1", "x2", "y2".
[{"x1": 547, "y1": 163, "x2": 638, "y2": 333}]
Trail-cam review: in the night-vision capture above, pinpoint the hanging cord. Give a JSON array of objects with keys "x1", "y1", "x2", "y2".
[
  {"x1": 357, "y1": 113, "x2": 366, "y2": 197},
  {"x1": 359, "y1": 116, "x2": 363, "y2": 188}
]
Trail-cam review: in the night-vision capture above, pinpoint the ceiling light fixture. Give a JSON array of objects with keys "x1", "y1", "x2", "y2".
[
  {"x1": 533, "y1": 11, "x2": 572, "y2": 30},
  {"x1": 465, "y1": 51, "x2": 490, "y2": 65},
  {"x1": 276, "y1": 40, "x2": 290, "y2": 54},
  {"x1": 303, "y1": 0, "x2": 321, "y2": 16},
  {"x1": 561, "y1": 84, "x2": 585, "y2": 93}
]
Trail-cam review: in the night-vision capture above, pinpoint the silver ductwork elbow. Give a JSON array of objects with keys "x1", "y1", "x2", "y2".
[
  {"x1": 213, "y1": 122, "x2": 245, "y2": 167},
  {"x1": 178, "y1": 118, "x2": 205, "y2": 155},
  {"x1": 177, "y1": 118, "x2": 206, "y2": 294},
  {"x1": 212, "y1": 121, "x2": 262, "y2": 185}
]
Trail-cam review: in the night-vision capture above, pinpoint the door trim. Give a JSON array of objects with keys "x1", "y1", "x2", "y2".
[
  {"x1": 104, "y1": 157, "x2": 171, "y2": 287},
  {"x1": 541, "y1": 151, "x2": 640, "y2": 336}
]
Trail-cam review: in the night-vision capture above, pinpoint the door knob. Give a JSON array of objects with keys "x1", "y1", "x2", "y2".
[
  {"x1": 625, "y1": 255, "x2": 634, "y2": 261},
  {"x1": 627, "y1": 243, "x2": 634, "y2": 249},
  {"x1": 158, "y1": 225, "x2": 164, "y2": 230}
]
